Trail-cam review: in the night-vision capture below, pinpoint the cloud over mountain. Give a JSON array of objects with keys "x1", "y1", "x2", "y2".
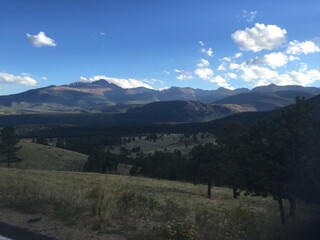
[{"x1": 79, "y1": 76, "x2": 153, "y2": 89}]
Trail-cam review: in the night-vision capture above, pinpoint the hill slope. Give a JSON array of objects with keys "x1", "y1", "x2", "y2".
[
  {"x1": 214, "y1": 90, "x2": 314, "y2": 111},
  {"x1": 0, "y1": 140, "x2": 87, "y2": 171},
  {"x1": 126, "y1": 100, "x2": 255, "y2": 123}
]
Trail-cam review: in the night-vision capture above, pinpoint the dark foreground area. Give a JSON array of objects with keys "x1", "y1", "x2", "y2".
[{"x1": 0, "y1": 222, "x2": 55, "y2": 240}]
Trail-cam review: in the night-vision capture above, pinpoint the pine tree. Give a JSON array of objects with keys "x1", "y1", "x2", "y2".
[{"x1": 0, "y1": 126, "x2": 21, "y2": 167}]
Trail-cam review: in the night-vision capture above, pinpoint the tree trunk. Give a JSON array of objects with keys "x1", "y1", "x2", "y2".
[
  {"x1": 233, "y1": 186, "x2": 238, "y2": 199},
  {"x1": 277, "y1": 198, "x2": 286, "y2": 225},
  {"x1": 207, "y1": 179, "x2": 212, "y2": 199},
  {"x1": 288, "y1": 196, "x2": 296, "y2": 217}
]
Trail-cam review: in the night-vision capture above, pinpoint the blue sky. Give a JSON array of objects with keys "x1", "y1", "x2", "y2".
[{"x1": 0, "y1": 0, "x2": 320, "y2": 95}]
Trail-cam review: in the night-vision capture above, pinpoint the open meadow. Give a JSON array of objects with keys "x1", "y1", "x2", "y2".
[
  {"x1": 112, "y1": 133, "x2": 215, "y2": 156},
  {"x1": 0, "y1": 167, "x2": 319, "y2": 240}
]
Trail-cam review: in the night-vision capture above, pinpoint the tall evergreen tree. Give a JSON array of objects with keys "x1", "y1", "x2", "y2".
[
  {"x1": 190, "y1": 143, "x2": 222, "y2": 199},
  {"x1": 247, "y1": 97, "x2": 313, "y2": 224},
  {"x1": 0, "y1": 126, "x2": 21, "y2": 167},
  {"x1": 216, "y1": 121, "x2": 249, "y2": 199}
]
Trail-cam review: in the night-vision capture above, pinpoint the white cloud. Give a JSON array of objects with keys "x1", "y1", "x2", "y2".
[
  {"x1": 241, "y1": 10, "x2": 257, "y2": 22},
  {"x1": 229, "y1": 63, "x2": 240, "y2": 70},
  {"x1": 99, "y1": 32, "x2": 106, "y2": 36},
  {"x1": 174, "y1": 69, "x2": 193, "y2": 80},
  {"x1": 227, "y1": 73, "x2": 238, "y2": 79},
  {"x1": 0, "y1": 72, "x2": 37, "y2": 86},
  {"x1": 234, "y1": 52, "x2": 243, "y2": 59},
  {"x1": 199, "y1": 41, "x2": 213, "y2": 56},
  {"x1": 26, "y1": 31, "x2": 56, "y2": 47},
  {"x1": 41, "y1": 76, "x2": 48, "y2": 80},
  {"x1": 217, "y1": 64, "x2": 226, "y2": 71},
  {"x1": 286, "y1": 40, "x2": 320, "y2": 55},
  {"x1": 231, "y1": 23, "x2": 287, "y2": 52},
  {"x1": 176, "y1": 74, "x2": 193, "y2": 80},
  {"x1": 79, "y1": 76, "x2": 154, "y2": 89},
  {"x1": 197, "y1": 58, "x2": 210, "y2": 67},
  {"x1": 211, "y1": 76, "x2": 233, "y2": 89},
  {"x1": 222, "y1": 57, "x2": 232, "y2": 62},
  {"x1": 277, "y1": 69, "x2": 320, "y2": 86},
  {"x1": 247, "y1": 52, "x2": 288, "y2": 69},
  {"x1": 230, "y1": 64, "x2": 278, "y2": 82},
  {"x1": 201, "y1": 47, "x2": 213, "y2": 57},
  {"x1": 229, "y1": 60, "x2": 320, "y2": 86},
  {"x1": 194, "y1": 62, "x2": 233, "y2": 89},
  {"x1": 194, "y1": 67, "x2": 214, "y2": 80}
]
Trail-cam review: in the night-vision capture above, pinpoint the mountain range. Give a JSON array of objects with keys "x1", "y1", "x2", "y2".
[{"x1": 0, "y1": 80, "x2": 319, "y2": 126}]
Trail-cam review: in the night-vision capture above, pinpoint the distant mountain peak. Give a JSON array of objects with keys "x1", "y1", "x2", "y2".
[{"x1": 65, "y1": 79, "x2": 122, "y2": 89}]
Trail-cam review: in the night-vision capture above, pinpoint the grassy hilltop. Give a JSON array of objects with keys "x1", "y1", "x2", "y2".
[{"x1": 0, "y1": 140, "x2": 87, "y2": 171}]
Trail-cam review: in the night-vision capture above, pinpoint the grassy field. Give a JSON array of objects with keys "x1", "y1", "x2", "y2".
[
  {"x1": 112, "y1": 133, "x2": 215, "y2": 156},
  {"x1": 0, "y1": 167, "x2": 319, "y2": 240},
  {"x1": 0, "y1": 140, "x2": 87, "y2": 171}
]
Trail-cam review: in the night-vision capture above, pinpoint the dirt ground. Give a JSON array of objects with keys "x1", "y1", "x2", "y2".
[{"x1": 0, "y1": 208, "x2": 126, "y2": 240}]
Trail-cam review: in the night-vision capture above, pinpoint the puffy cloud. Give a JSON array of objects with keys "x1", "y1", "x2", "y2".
[
  {"x1": 194, "y1": 60, "x2": 233, "y2": 88},
  {"x1": 79, "y1": 75, "x2": 154, "y2": 89},
  {"x1": 199, "y1": 41, "x2": 213, "y2": 57},
  {"x1": 0, "y1": 72, "x2": 37, "y2": 86},
  {"x1": 229, "y1": 63, "x2": 240, "y2": 70},
  {"x1": 247, "y1": 52, "x2": 288, "y2": 68},
  {"x1": 234, "y1": 52, "x2": 243, "y2": 59},
  {"x1": 197, "y1": 58, "x2": 210, "y2": 67},
  {"x1": 241, "y1": 10, "x2": 257, "y2": 22},
  {"x1": 230, "y1": 64, "x2": 278, "y2": 82},
  {"x1": 230, "y1": 60, "x2": 320, "y2": 86},
  {"x1": 286, "y1": 40, "x2": 320, "y2": 55},
  {"x1": 231, "y1": 23, "x2": 287, "y2": 52},
  {"x1": 277, "y1": 69, "x2": 320, "y2": 86},
  {"x1": 217, "y1": 64, "x2": 226, "y2": 71},
  {"x1": 211, "y1": 76, "x2": 233, "y2": 89},
  {"x1": 26, "y1": 31, "x2": 57, "y2": 47},
  {"x1": 227, "y1": 73, "x2": 238, "y2": 79},
  {"x1": 201, "y1": 47, "x2": 213, "y2": 57},
  {"x1": 288, "y1": 55, "x2": 300, "y2": 61},
  {"x1": 194, "y1": 67, "x2": 214, "y2": 80},
  {"x1": 174, "y1": 69, "x2": 193, "y2": 80}
]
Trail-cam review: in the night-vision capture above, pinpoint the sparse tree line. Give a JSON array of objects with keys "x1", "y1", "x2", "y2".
[{"x1": 83, "y1": 98, "x2": 320, "y2": 225}]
